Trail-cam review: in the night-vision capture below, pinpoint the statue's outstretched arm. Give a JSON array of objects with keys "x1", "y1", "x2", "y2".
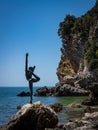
[{"x1": 25, "y1": 53, "x2": 28, "y2": 72}]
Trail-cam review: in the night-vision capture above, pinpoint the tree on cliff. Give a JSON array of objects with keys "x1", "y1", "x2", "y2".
[
  {"x1": 58, "y1": 15, "x2": 76, "y2": 38},
  {"x1": 57, "y1": 0, "x2": 98, "y2": 78}
]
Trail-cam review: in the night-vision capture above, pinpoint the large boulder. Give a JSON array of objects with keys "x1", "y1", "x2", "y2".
[{"x1": 0, "y1": 102, "x2": 58, "y2": 130}]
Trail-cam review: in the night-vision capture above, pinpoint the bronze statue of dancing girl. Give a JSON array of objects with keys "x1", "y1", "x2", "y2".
[{"x1": 25, "y1": 53, "x2": 40, "y2": 103}]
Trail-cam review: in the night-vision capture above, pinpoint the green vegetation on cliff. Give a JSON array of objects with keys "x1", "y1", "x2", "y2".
[
  {"x1": 58, "y1": 15, "x2": 76, "y2": 37},
  {"x1": 85, "y1": 39, "x2": 98, "y2": 70},
  {"x1": 58, "y1": 0, "x2": 98, "y2": 38},
  {"x1": 58, "y1": 0, "x2": 98, "y2": 74}
]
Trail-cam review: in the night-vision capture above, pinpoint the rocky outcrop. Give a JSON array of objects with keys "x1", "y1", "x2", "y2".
[
  {"x1": 56, "y1": 0, "x2": 98, "y2": 97},
  {"x1": 17, "y1": 91, "x2": 30, "y2": 96},
  {"x1": 57, "y1": 0, "x2": 98, "y2": 82},
  {"x1": 0, "y1": 102, "x2": 58, "y2": 130},
  {"x1": 53, "y1": 83, "x2": 89, "y2": 96},
  {"x1": 35, "y1": 80, "x2": 89, "y2": 96}
]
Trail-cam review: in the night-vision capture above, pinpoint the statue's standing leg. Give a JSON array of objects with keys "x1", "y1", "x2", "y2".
[{"x1": 29, "y1": 80, "x2": 33, "y2": 104}]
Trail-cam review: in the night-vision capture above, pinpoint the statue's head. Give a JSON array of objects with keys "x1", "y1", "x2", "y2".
[{"x1": 29, "y1": 66, "x2": 35, "y2": 73}]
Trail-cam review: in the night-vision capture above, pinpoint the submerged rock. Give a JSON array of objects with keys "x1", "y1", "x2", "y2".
[
  {"x1": 0, "y1": 102, "x2": 58, "y2": 130},
  {"x1": 49, "y1": 103, "x2": 63, "y2": 112},
  {"x1": 68, "y1": 103, "x2": 83, "y2": 108}
]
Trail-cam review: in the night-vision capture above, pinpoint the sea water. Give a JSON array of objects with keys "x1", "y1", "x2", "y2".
[{"x1": 0, "y1": 86, "x2": 87, "y2": 126}]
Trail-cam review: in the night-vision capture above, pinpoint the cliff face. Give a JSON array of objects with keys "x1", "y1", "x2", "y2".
[{"x1": 57, "y1": 0, "x2": 98, "y2": 82}]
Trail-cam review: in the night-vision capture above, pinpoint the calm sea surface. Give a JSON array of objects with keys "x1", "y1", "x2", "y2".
[{"x1": 0, "y1": 86, "x2": 87, "y2": 126}]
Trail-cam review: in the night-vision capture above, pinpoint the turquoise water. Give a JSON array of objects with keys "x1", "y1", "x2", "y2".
[{"x1": 0, "y1": 87, "x2": 87, "y2": 126}]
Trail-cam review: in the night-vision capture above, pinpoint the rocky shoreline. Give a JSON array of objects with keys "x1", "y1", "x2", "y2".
[
  {"x1": 15, "y1": 71, "x2": 98, "y2": 130},
  {"x1": 0, "y1": 101, "x2": 98, "y2": 130},
  {"x1": 33, "y1": 74, "x2": 91, "y2": 97}
]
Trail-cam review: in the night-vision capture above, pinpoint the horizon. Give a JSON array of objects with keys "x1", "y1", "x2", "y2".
[
  {"x1": 0, "y1": 0, "x2": 96, "y2": 87},
  {"x1": 0, "y1": 86, "x2": 52, "y2": 87}
]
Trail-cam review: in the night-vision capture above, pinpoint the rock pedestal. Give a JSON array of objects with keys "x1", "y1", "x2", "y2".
[{"x1": 0, "y1": 102, "x2": 58, "y2": 130}]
